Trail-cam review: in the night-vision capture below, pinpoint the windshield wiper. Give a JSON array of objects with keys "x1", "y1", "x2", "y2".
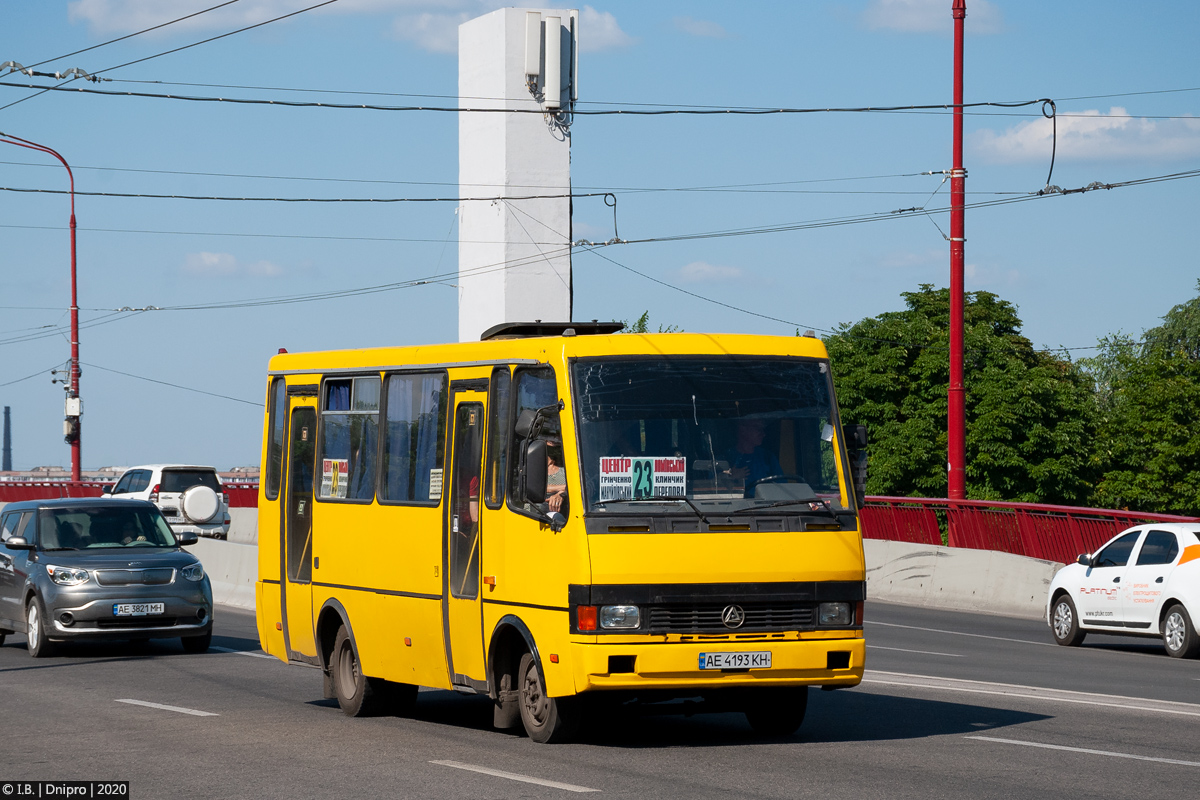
[
  {"x1": 594, "y1": 495, "x2": 710, "y2": 525},
  {"x1": 40, "y1": 547, "x2": 78, "y2": 551},
  {"x1": 729, "y1": 498, "x2": 841, "y2": 518}
]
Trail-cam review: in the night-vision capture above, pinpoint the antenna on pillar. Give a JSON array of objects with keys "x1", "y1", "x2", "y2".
[{"x1": 458, "y1": 8, "x2": 579, "y2": 343}]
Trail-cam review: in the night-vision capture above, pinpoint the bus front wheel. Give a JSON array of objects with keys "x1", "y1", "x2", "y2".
[
  {"x1": 744, "y1": 686, "x2": 808, "y2": 737},
  {"x1": 332, "y1": 626, "x2": 388, "y2": 717},
  {"x1": 517, "y1": 652, "x2": 580, "y2": 743}
]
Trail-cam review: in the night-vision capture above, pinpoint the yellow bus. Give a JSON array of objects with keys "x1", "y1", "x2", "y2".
[{"x1": 255, "y1": 322, "x2": 867, "y2": 742}]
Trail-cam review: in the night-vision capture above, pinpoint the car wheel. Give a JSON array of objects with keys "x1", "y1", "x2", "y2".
[
  {"x1": 330, "y1": 626, "x2": 388, "y2": 717},
  {"x1": 517, "y1": 652, "x2": 579, "y2": 743},
  {"x1": 745, "y1": 687, "x2": 808, "y2": 736},
  {"x1": 181, "y1": 631, "x2": 213, "y2": 654},
  {"x1": 1163, "y1": 604, "x2": 1200, "y2": 659},
  {"x1": 26, "y1": 597, "x2": 56, "y2": 658},
  {"x1": 1051, "y1": 595, "x2": 1086, "y2": 647}
]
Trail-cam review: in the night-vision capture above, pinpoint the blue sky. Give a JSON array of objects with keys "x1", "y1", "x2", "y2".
[{"x1": 1, "y1": 0, "x2": 1198, "y2": 471}]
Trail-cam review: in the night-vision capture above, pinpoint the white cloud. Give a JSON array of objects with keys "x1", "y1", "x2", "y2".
[
  {"x1": 672, "y1": 16, "x2": 728, "y2": 39},
  {"x1": 182, "y1": 252, "x2": 284, "y2": 278},
  {"x1": 861, "y1": 0, "x2": 1002, "y2": 34},
  {"x1": 392, "y1": 10, "x2": 474, "y2": 55},
  {"x1": 678, "y1": 261, "x2": 742, "y2": 282},
  {"x1": 579, "y1": 6, "x2": 633, "y2": 53},
  {"x1": 965, "y1": 262, "x2": 1019, "y2": 288},
  {"x1": 68, "y1": 0, "x2": 344, "y2": 36},
  {"x1": 68, "y1": 1, "x2": 631, "y2": 55},
  {"x1": 878, "y1": 249, "x2": 942, "y2": 269},
  {"x1": 972, "y1": 107, "x2": 1200, "y2": 163}
]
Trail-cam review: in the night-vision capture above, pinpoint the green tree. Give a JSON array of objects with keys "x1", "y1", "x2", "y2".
[
  {"x1": 825, "y1": 285, "x2": 1096, "y2": 503},
  {"x1": 1083, "y1": 282, "x2": 1200, "y2": 514},
  {"x1": 622, "y1": 311, "x2": 681, "y2": 333}
]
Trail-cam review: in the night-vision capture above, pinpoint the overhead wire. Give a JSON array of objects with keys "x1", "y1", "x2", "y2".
[
  {"x1": 82, "y1": 362, "x2": 264, "y2": 407},
  {"x1": 15, "y1": 1, "x2": 244, "y2": 73},
  {"x1": 91, "y1": 1, "x2": 340, "y2": 78},
  {"x1": 0, "y1": 80, "x2": 1056, "y2": 117}
]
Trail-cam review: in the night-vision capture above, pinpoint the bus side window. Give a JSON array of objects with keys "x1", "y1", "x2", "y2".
[
  {"x1": 380, "y1": 372, "x2": 448, "y2": 504},
  {"x1": 319, "y1": 376, "x2": 380, "y2": 502},
  {"x1": 484, "y1": 366, "x2": 511, "y2": 509},
  {"x1": 265, "y1": 378, "x2": 286, "y2": 501},
  {"x1": 506, "y1": 367, "x2": 559, "y2": 510}
]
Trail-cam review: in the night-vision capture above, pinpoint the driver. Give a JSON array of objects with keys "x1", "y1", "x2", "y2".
[
  {"x1": 120, "y1": 519, "x2": 147, "y2": 545},
  {"x1": 724, "y1": 418, "x2": 781, "y2": 494}
]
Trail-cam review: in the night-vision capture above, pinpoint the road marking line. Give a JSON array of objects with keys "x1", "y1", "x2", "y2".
[
  {"x1": 862, "y1": 671, "x2": 1200, "y2": 718},
  {"x1": 867, "y1": 645, "x2": 964, "y2": 658},
  {"x1": 115, "y1": 699, "x2": 218, "y2": 717},
  {"x1": 866, "y1": 620, "x2": 1054, "y2": 647},
  {"x1": 210, "y1": 646, "x2": 275, "y2": 660},
  {"x1": 430, "y1": 760, "x2": 599, "y2": 793},
  {"x1": 967, "y1": 736, "x2": 1200, "y2": 767}
]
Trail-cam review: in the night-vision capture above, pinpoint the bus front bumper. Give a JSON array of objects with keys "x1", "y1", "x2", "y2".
[{"x1": 569, "y1": 636, "x2": 865, "y2": 693}]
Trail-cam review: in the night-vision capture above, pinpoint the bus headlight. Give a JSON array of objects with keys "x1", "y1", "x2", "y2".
[
  {"x1": 599, "y1": 605, "x2": 641, "y2": 630},
  {"x1": 819, "y1": 602, "x2": 851, "y2": 626}
]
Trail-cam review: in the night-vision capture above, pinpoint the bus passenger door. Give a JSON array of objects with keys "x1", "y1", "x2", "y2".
[
  {"x1": 444, "y1": 387, "x2": 487, "y2": 687},
  {"x1": 282, "y1": 399, "x2": 318, "y2": 659}
]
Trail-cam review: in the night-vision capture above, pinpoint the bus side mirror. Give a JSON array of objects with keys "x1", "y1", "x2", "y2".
[
  {"x1": 523, "y1": 439, "x2": 548, "y2": 504},
  {"x1": 843, "y1": 424, "x2": 868, "y2": 507}
]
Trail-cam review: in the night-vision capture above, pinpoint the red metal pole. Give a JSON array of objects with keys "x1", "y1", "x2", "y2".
[
  {"x1": 948, "y1": 0, "x2": 967, "y2": 500},
  {"x1": 0, "y1": 133, "x2": 81, "y2": 484}
]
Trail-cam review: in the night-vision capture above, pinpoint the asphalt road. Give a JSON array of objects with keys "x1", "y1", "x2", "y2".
[{"x1": 2, "y1": 601, "x2": 1197, "y2": 800}]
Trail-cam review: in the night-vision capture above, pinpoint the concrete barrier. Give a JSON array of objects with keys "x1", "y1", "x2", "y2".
[
  {"x1": 184, "y1": 535, "x2": 1064, "y2": 620},
  {"x1": 185, "y1": 538, "x2": 257, "y2": 610},
  {"x1": 228, "y1": 507, "x2": 258, "y2": 544},
  {"x1": 865, "y1": 539, "x2": 1062, "y2": 620}
]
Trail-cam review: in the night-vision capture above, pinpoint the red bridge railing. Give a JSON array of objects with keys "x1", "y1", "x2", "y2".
[
  {"x1": 4, "y1": 483, "x2": 1195, "y2": 563},
  {"x1": 0, "y1": 481, "x2": 260, "y2": 508},
  {"x1": 863, "y1": 496, "x2": 1199, "y2": 564}
]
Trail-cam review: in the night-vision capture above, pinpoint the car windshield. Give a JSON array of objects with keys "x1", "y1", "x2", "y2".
[
  {"x1": 38, "y1": 506, "x2": 178, "y2": 549},
  {"x1": 572, "y1": 357, "x2": 851, "y2": 515},
  {"x1": 161, "y1": 470, "x2": 220, "y2": 493}
]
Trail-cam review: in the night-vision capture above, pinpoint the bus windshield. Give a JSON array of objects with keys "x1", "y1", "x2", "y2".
[{"x1": 572, "y1": 357, "x2": 851, "y2": 515}]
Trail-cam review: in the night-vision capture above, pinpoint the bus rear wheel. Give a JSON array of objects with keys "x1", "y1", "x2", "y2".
[
  {"x1": 744, "y1": 686, "x2": 808, "y2": 737},
  {"x1": 517, "y1": 653, "x2": 579, "y2": 743}
]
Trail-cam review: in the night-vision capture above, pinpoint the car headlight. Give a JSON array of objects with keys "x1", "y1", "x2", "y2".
[
  {"x1": 180, "y1": 563, "x2": 205, "y2": 582},
  {"x1": 819, "y1": 602, "x2": 852, "y2": 626},
  {"x1": 46, "y1": 565, "x2": 89, "y2": 586},
  {"x1": 599, "y1": 605, "x2": 641, "y2": 630}
]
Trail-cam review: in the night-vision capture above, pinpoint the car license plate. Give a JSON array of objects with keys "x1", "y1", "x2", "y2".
[
  {"x1": 698, "y1": 651, "x2": 772, "y2": 670},
  {"x1": 113, "y1": 603, "x2": 165, "y2": 617}
]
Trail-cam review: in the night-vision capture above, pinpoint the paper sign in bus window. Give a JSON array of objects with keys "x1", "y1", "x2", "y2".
[
  {"x1": 321, "y1": 458, "x2": 349, "y2": 498},
  {"x1": 429, "y1": 468, "x2": 443, "y2": 501},
  {"x1": 599, "y1": 457, "x2": 686, "y2": 501}
]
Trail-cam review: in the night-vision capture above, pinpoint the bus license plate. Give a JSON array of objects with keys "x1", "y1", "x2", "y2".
[
  {"x1": 698, "y1": 651, "x2": 772, "y2": 670},
  {"x1": 114, "y1": 603, "x2": 165, "y2": 617}
]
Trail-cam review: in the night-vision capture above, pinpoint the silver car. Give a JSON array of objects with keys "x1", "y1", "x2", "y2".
[{"x1": 0, "y1": 498, "x2": 213, "y2": 657}]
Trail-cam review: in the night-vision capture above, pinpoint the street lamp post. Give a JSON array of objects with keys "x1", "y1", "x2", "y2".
[{"x1": 0, "y1": 131, "x2": 82, "y2": 484}]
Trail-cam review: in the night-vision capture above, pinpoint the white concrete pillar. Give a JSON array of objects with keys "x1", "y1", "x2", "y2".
[{"x1": 458, "y1": 7, "x2": 577, "y2": 342}]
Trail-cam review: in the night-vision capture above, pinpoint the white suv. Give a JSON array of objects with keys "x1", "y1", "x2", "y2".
[{"x1": 106, "y1": 464, "x2": 231, "y2": 540}]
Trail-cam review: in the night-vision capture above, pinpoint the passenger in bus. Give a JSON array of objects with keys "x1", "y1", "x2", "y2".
[
  {"x1": 546, "y1": 440, "x2": 567, "y2": 513},
  {"x1": 724, "y1": 418, "x2": 781, "y2": 494}
]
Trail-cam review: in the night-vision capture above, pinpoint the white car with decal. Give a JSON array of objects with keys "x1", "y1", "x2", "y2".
[{"x1": 1048, "y1": 523, "x2": 1200, "y2": 658}]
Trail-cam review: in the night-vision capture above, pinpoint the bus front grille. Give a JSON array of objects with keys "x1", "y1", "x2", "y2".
[{"x1": 647, "y1": 604, "x2": 815, "y2": 633}]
